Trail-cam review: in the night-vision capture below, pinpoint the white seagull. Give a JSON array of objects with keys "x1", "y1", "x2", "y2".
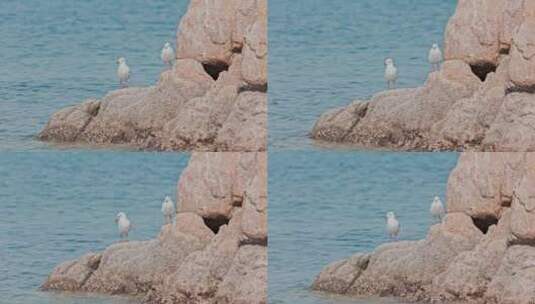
[
  {"x1": 161, "y1": 195, "x2": 175, "y2": 225},
  {"x1": 428, "y1": 43, "x2": 443, "y2": 72},
  {"x1": 116, "y1": 57, "x2": 130, "y2": 88},
  {"x1": 161, "y1": 42, "x2": 175, "y2": 68},
  {"x1": 386, "y1": 211, "x2": 400, "y2": 240},
  {"x1": 430, "y1": 196, "x2": 445, "y2": 222},
  {"x1": 115, "y1": 212, "x2": 131, "y2": 240},
  {"x1": 384, "y1": 58, "x2": 398, "y2": 89}
]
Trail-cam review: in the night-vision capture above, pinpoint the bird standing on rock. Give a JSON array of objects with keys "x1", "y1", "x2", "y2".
[
  {"x1": 161, "y1": 42, "x2": 175, "y2": 68},
  {"x1": 428, "y1": 43, "x2": 443, "y2": 72},
  {"x1": 116, "y1": 57, "x2": 130, "y2": 88},
  {"x1": 161, "y1": 195, "x2": 175, "y2": 225},
  {"x1": 384, "y1": 58, "x2": 398, "y2": 89},
  {"x1": 386, "y1": 211, "x2": 400, "y2": 240},
  {"x1": 115, "y1": 212, "x2": 131, "y2": 240},
  {"x1": 430, "y1": 196, "x2": 445, "y2": 222}
]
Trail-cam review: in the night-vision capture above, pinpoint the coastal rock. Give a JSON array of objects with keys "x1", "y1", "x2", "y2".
[
  {"x1": 312, "y1": 60, "x2": 482, "y2": 150},
  {"x1": 42, "y1": 152, "x2": 267, "y2": 304},
  {"x1": 214, "y1": 244, "x2": 268, "y2": 304},
  {"x1": 312, "y1": 1, "x2": 535, "y2": 151},
  {"x1": 508, "y1": 19, "x2": 535, "y2": 90},
  {"x1": 313, "y1": 152, "x2": 535, "y2": 304},
  {"x1": 41, "y1": 252, "x2": 102, "y2": 291},
  {"x1": 444, "y1": 0, "x2": 505, "y2": 66},
  {"x1": 39, "y1": 0, "x2": 267, "y2": 152}
]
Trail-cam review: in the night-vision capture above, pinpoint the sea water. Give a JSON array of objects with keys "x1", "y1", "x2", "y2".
[{"x1": 269, "y1": 151, "x2": 459, "y2": 304}]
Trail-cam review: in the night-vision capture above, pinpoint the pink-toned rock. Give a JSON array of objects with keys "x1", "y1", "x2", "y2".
[
  {"x1": 240, "y1": 153, "x2": 267, "y2": 242},
  {"x1": 177, "y1": 153, "x2": 259, "y2": 220},
  {"x1": 43, "y1": 152, "x2": 267, "y2": 304},
  {"x1": 39, "y1": 0, "x2": 267, "y2": 152},
  {"x1": 312, "y1": 60, "x2": 482, "y2": 150},
  {"x1": 446, "y1": 153, "x2": 524, "y2": 219},
  {"x1": 508, "y1": 19, "x2": 535, "y2": 89},
  {"x1": 214, "y1": 91, "x2": 267, "y2": 152},
  {"x1": 214, "y1": 244, "x2": 267, "y2": 304},
  {"x1": 41, "y1": 252, "x2": 101, "y2": 292},
  {"x1": 314, "y1": 152, "x2": 535, "y2": 304},
  {"x1": 312, "y1": 253, "x2": 371, "y2": 294},
  {"x1": 485, "y1": 245, "x2": 535, "y2": 304},
  {"x1": 444, "y1": 0, "x2": 506, "y2": 66}
]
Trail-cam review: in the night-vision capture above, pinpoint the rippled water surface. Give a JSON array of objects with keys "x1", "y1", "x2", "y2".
[
  {"x1": 269, "y1": 0, "x2": 457, "y2": 150},
  {"x1": 269, "y1": 152, "x2": 459, "y2": 304},
  {"x1": 0, "y1": 151, "x2": 189, "y2": 304},
  {"x1": 0, "y1": 0, "x2": 188, "y2": 151}
]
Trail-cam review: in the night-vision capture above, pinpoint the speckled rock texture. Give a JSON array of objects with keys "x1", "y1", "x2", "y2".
[
  {"x1": 313, "y1": 152, "x2": 535, "y2": 304},
  {"x1": 42, "y1": 152, "x2": 267, "y2": 304},
  {"x1": 312, "y1": 0, "x2": 535, "y2": 151},
  {"x1": 39, "y1": 0, "x2": 267, "y2": 152}
]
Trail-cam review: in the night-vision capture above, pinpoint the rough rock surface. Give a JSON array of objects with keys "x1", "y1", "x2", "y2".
[
  {"x1": 42, "y1": 152, "x2": 267, "y2": 304},
  {"x1": 312, "y1": 0, "x2": 535, "y2": 151},
  {"x1": 39, "y1": 0, "x2": 267, "y2": 152},
  {"x1": 313, "y1": 152, "x2": 535, "y2": 304}
]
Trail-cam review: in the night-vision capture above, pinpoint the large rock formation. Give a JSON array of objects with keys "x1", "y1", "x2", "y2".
[
  {"x1": 312, "y1": 1, "x2": 535, "y2": 151},
  {"x1": 42, "y1": 152, "x2": 267, "y2": 304},
  {"x1": 39, "y1": 0, "x2": 267, "y2": 152},
  {"x1": 313, "y1": 152, "x2": 535, "y2": 304}
]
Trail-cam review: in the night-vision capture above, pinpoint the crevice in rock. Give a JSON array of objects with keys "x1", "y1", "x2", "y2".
[
  {"x1": 505, "y1": 85, "x2": 535, "y2": 95},
  {"x1": 470, "y1": 63, "x2": 497, "y2": 82},
  {"x1": 203, "y1": 216, "x2": 230, "y2": 234},
  {"x1": 507, "y1": 236, "x2": 535, "y2": 247},
  {"x1": 343, "y1": 257, "x2": 369, "y2": 294},
  {"x1": 471, "y1": 215, "x2": 498, "y2": 234},
  {"x1": 240, "y1": 237, "x2": 267, "y2": 247},
  {"x1": 341, "y1": 102, "x2": 369, "y2": 142},
  {"x1": 238, "y1": 83, "x2": 268, "y2": 93},
  {"x1": 88, "y1": 103, "x2": 100, "y2": 117},
  {"x1": 202, "y1": 62, "x2": 229, "y2": 81}
]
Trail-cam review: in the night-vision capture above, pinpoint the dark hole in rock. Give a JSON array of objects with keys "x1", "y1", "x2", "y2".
[
  {"x1": 203, "y1": 216, "x2": 230, "y2": 234},
  {"x1": 202, "y1": 62, "x2": 229, "y2": 80},
  {"x1": 470, "y1": 63, "x2": 497, "y2": 81},
  {"x1": 501, "y1": 196, "x2": 512, "y2": 207},
  {"x1": 232, "y1": 45, "x2": 243, "y2": 54},
  {"x1": 499, "y1": 47, "x2": 510, "y2": 55},
  {"x1": 472, "y1": 215, "x2": 498, "y2": 234}
]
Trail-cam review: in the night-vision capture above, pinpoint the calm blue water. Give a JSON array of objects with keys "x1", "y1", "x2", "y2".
[
  {"x1": 0, "y1": 151, "x2": 189, "y2": 304},
  {"x1": 269, "y1": 0, "x2": 457, "y2": 150},
  {"x1": 269, "y1": 152, "x2": 459, "y2": 304},
  {"x1": 0, "y1": 0, "x2": 188, "y2": 151}
]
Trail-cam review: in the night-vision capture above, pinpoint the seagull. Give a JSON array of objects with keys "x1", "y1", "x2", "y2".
[
  {"x1": 430, "y1": 196, "x2": 445, "y2": 222},
  {"x1": 384, "y1": 58, "x2": 398, "y2": 89},
  {"x1": 115, "y1": 212, "x2": 131, "y2": 240},
  {"x1": 161, "y1": 42, "x2": 175, "y2": 68},
  {"x1": 428, "y1": 43, "x2": 443, "y2": 72},
  {"x1": 386, "y1": 211, "x2": 400, "y2": 240},
  {"x1": 161, "y1": 195, "x2": 175, "y2": 225},
  {"x1": 116, "y1": 57, "x2": 130, "y2": 88}
]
